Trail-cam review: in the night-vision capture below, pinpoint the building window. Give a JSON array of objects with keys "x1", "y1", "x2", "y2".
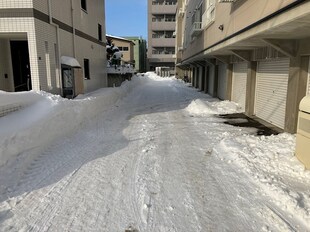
[
  {"x1": 123, "y1": 47, "x2": 129, "y2": 51},
  {"x1": 98, "y1": 24, "x2": 102, "y2": 41},
  {"x1": 81, "y1": 0, "x2": 87, "y2": 11},
  {"x1": 84, "y1": 59, "x2": 90, "y2": 79}
]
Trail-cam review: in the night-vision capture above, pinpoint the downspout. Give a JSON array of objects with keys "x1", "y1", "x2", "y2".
[
  {"x1": 48, "y1": 0, "x2": 62, "y2": 94},
  {"x1": 71, "y1": 0, "x2": 76, "y2": 57}
]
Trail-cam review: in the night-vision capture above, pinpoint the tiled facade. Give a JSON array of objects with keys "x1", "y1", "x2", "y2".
[{"x1": 0, "y1": 0, "x2": 107, "y2": 95}]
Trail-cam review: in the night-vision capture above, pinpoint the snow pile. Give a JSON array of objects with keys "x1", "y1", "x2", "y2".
[
  {"x1": 0, "y1": 76, "x2": 142, "y2": 167},
  {"x1": 186, "y1": 99, "x2": 242, "y2": 115},
  {"x1": 213, "y1": 133, "x2": 310, "y2": 227}
]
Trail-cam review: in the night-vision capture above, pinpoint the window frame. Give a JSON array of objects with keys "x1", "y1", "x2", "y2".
[
  {"x1": 81, "y1": 0, "x2": 87, "y2": 12},
  {"x1": 84, "y1": 58, "x2": 90, "y2": 80},
  {"x1": 98, "y1": 24, "x2": 102, "y2": 41}
]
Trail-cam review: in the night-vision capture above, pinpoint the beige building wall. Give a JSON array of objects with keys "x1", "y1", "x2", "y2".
[
  {"x1": 176, "y1": 0, "x2": 310, "y2": 136},
  {"x1": 182, "y1": 0, "x2": 298, "y2": 60},
  {"x1": 109, "y1": 38, "x2": 134, "y2": 63}
]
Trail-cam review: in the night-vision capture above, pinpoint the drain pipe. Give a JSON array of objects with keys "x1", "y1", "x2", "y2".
[
  {"x1": 71, "y1": 0, "x2": 76, "y2": 57},
  {"x1": 48, "y1": 0, "x2": 62, "y2": 94}
]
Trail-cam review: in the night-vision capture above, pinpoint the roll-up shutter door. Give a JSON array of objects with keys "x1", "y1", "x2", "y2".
[
  {"x1": 218, "y1": 63, "x2": 227, "y2": 100},
  {"x1": 255, "y1": 58, "x2": 289, "y2": 129},
  {"x1": 232, "y1": 63, "x2": 247, "y2": 111},
  {"x1": 208, "y1": 65, "x2": 215, "y2": 95}
]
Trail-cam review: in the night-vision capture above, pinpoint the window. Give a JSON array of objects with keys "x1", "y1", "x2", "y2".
[
  {"x1": 98, "y1": 24, "x2": 102, "y2": 41},
  {"x1": 84, "y1": 59, "x2": 90, "y2": 79},
  {"x1": 123, "y1": 47, "x2": 129, "y2": 51},
  {"x1": 81, "y1": 0, "x2": 87, "y2": 11}
]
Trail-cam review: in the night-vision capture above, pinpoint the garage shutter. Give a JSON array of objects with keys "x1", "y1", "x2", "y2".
[
  {"x1": 218, "y1": 63, "x2": 227, "y2": 100},
  {"x1": 255, "y1": 58, "x2": 289, "y2": 129},
  {"x1": 208, "y1": 65, "x2": 215, "y2": 95},
  {"x1": 232, "y1": 63, "x2": 247, "y2": 111}
]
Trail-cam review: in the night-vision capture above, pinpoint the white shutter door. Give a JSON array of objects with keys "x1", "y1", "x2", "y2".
[
  {"x1": 218, "y1": 63, "x2": 227, "y2": 100},
  {"x1": 232, "y1": 63, "x2": 247, "y2": 111},
  {"x1": 255, "y1": 58, "x2": 289, "y2": 129},
  {"x1": 208, "y1": 65, "x2": 215, "y2": 95}
]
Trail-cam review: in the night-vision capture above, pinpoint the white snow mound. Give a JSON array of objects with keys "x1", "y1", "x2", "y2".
[{"x1": 186, "y1": 99, "x2": 242, "y2": 115}]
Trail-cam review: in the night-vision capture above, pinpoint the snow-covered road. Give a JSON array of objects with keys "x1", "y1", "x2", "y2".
[{"x1": 0, "y1": 73, "x2": 310, "y2": 231}]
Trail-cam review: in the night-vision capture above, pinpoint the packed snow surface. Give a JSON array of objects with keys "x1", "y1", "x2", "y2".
[{"x1": 0, "y1": 73, "x2": 309, "y2": 231}]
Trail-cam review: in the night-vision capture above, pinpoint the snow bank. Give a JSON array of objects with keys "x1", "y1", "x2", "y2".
[
  {"x1": 213, "y1": 133, "x2": 310, "y2": 227},
  {"x1": 185, "y1": 99, "x2": 242, "y2": 115},
  {"x1": 0, "y1": 76, "x2": 143, "y2": 167}
]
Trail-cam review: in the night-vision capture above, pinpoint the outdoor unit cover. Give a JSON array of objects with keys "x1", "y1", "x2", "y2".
[{"x1": 296, "y1": 96, "x2": 310, "y2": 169}]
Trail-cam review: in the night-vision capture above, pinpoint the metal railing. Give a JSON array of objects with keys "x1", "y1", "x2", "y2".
[{"x1": 190, "y1": 22, "x2": 202, "y2": 37}]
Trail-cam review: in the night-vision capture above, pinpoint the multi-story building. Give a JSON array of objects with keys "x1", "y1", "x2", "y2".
[
  {"x1": 0, "y1": 0, "x2": 107, "y2": 97},
  {"x1": 124, "y1": 36, "x2": 147, "y2": 73},
  {"x1": 176, "y1": 0, "x2": 310, "y2": 135},
  {"x1": 148, "y1": 0, "x2": 177, "y2": 74}
]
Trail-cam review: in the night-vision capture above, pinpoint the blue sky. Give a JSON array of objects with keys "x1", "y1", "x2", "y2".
[{"x1": 105, "y1": 0, "x2": 147, "y2": 39}]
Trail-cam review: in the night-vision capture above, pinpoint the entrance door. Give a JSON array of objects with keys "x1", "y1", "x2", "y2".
[
  {"x1": 10, "y1": 41, "x2": 31, "y2": 91},
  {"x1": 62, "y1": 67, "x2": 75, "y2": 98}
]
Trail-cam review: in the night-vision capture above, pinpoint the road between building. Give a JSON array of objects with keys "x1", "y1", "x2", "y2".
[{"x1": 0, "y1": 73, "x2": 309, "y2": 231}]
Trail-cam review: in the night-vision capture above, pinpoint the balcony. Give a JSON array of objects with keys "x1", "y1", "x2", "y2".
[
  {"x1": 152, "y1": 21, "x2": 176, "y2": 31},
  {"x1": 151, "y1": 38, "x2": 176, "y2": 47},
  {"x1": 190, "y1": 22, "x2": 202, "y2": 37},
  {"x1": 152, "y1": 4, "x2": 177, "y2": 14}
]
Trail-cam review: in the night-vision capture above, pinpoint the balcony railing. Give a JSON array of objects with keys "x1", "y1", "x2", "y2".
[{"x1": 190, "y1": 22, "x2": 202, "y2": 37}]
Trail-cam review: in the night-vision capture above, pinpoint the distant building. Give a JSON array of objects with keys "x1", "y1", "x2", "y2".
[
  {"x1": 147, "y1": 0, "x2": 177, "y2": 75},
  {"x1": 106, "y1": 35, "x2": 135, "y2": 65},
  {"x1": 0, "y1": 0, "x2": 107, "y2": 98},
  {"x1": 124, "y1": 37, "x2": 147, "y2": 73}
]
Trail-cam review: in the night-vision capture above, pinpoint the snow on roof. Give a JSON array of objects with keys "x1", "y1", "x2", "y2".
[
  {"x1": 106, "y1": 34, "x2": 135, "y2": 45},
  {"x1": 61, "y1": 56, "x2": 81, "y2": 68}
]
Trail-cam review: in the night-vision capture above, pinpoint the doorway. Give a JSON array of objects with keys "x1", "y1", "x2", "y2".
[
  {"x1": 10, "y1": 41, "x2": 32, "y2": 91},
  {"x1": 62, "y1": 67, "x2": 75, "y2": 98}
]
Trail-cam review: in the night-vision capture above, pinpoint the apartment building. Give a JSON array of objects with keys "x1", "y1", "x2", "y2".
[
  {"x1": 0, "y1": 0, "x2": 107, "y2": 97},
  {"x1": 176, "y1": 0, "x2": 310, "y2": 134},
  {"x1": 124, "y1": 37, "x2": 147, "y2": 73},
  {"x1": 148, "y1": 0, "x2": 177, "y2": 74}
]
